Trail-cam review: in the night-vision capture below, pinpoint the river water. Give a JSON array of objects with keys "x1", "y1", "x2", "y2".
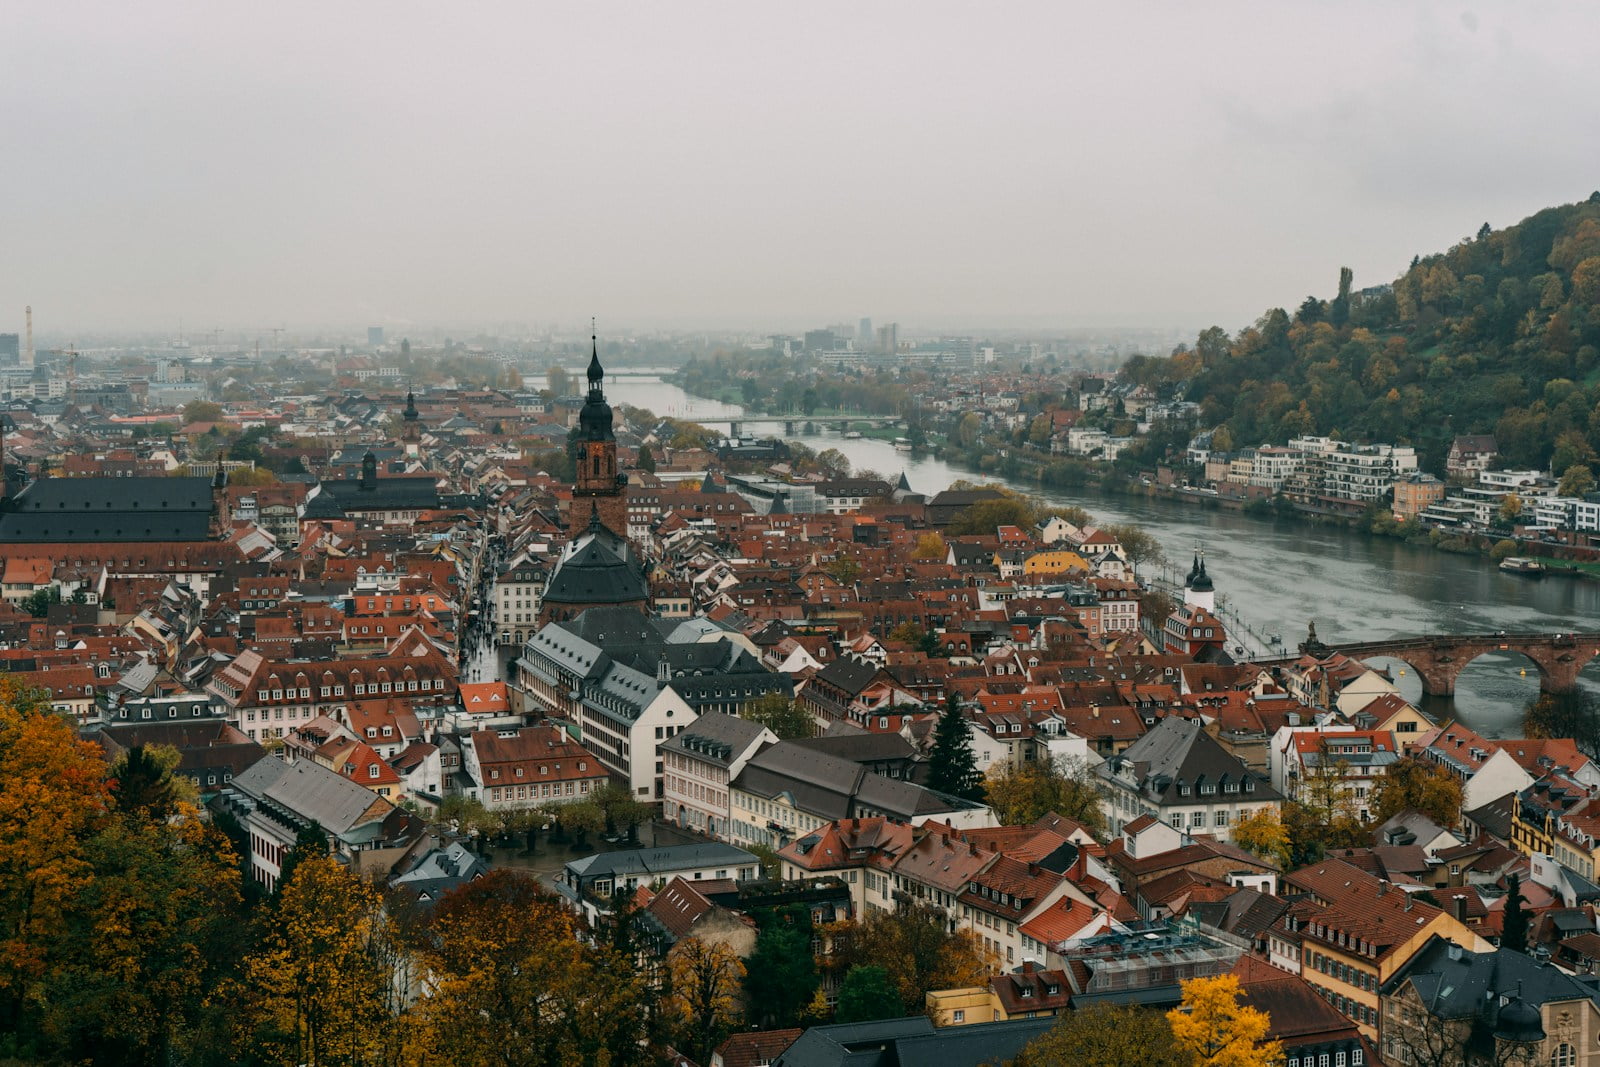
[{"x1": 597, "y1": 374, "x2": 1600, "y2": 737}]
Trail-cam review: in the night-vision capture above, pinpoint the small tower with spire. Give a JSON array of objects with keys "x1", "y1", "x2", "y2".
[
  {"x1": 401, "y1": 387, "x2": 422, "y2": 457},
  {"x1": 570, "y1": 320, "x2": 627, "y2": 536},
  {"x1": 1184, "y1": 549, "x2": 1216, "y2": 612}
]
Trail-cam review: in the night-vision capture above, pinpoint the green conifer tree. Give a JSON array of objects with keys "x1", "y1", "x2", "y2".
[
  {"x1": 1502, "y1": 872, "x2": 1529, "y2": 953},
  {"x1": 927, "y1": 695, "x2": 983, "y2": 801}
]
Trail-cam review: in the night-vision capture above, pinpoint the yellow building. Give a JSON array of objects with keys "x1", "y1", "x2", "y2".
[
  {"x1": 1286, "y1": 860, "x2": 1492, "y2": 1041},
  {"x1": 1020, "y1": 548, "x2": 1090, "y2": 577},
  {"x1": 927, "y1": 967, "x2": 1074, "y2": 1027}
]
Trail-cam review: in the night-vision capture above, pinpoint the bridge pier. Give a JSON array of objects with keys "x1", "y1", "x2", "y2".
[
  {"x1": 728, "y1": 421, "x2": 741, "y2": 438},
  {"x1": 785, "y1": 420, "x2": 795, "y2": 435}
]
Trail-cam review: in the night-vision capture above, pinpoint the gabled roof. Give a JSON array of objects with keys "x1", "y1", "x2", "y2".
[{"x1": 231, "y1": 755, "x2": 395, "y2": 838}]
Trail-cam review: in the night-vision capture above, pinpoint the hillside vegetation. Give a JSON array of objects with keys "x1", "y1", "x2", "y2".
[{"x1": 1122, "y1": 193, "x2": 1600, "y2": 475}]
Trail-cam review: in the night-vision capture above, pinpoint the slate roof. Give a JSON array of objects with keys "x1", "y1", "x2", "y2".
[
  {"x1": 1102, "y1": 716, "x2": 1279, "y2": 804},
  {"x1": 564, "y1": 842, "x2": 758, "y2": 882},
  {"x1": 308, "y1": 475, "x2": 442, "y2": 515},
  {"x1": 0, "y1": 476, "x2": 215, "y2": 542},
  {"x1": 773, "y1": 1016, "x2": 1054, "y2": 1067},
  {"x1": 230, "y1": 754, "x2": 394, "y2": 838},
  {"x1": 736, "y1": 741, "x2": 977, "y2": 822},
  {"x1": 542, "y1": 525, "x2": 649, "y2": 606},
  {"x1": 1383, "y1": 934, "x2": 1600, "y2": 1017},
  {"x1": 661, "y1": 712, "x2": 772, "y2": 769}
]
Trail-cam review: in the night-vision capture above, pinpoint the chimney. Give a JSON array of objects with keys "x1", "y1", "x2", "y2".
[
  {"x1": 1454, "y1": 895, "x2": 1468, "y2": 922},
  {"x1": 968, "y1": 841, "x2": 977, "y2": 857}
]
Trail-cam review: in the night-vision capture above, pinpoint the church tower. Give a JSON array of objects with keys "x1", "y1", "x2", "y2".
[
  {"x1": 401, "y1": 388, "x2": 422, "y2": 457},
  {"x1": 571, "y1": 326, "x2": 627, "y2": 535}
]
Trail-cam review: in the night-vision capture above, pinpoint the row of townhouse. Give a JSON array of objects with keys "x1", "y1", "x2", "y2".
[{"x1": 776, "y1": 815, "x2": 1118, "y2": 975}]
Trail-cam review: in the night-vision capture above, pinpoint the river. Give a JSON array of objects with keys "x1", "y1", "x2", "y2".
[{"x1": 583, "y1": 373, "x2": 1600, "y2": 737}]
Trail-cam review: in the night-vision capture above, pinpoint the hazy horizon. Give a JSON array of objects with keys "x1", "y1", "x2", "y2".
[{"x1": 3, "y1": 3, "x2": 1595, "y2": 338}]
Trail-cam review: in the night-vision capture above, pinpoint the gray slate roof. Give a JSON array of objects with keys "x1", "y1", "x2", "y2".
[
  {"x1": 774, "y1": 1016, "x2": 1055, "y2": 1067},
  {"x1": 1103, "y1": 716, "x2": 1280, "y2": 804},
  {"x1": 662, "y1": 712, "x2": 772, "y2": 768},
  {"x1": 565, "y1": 842, "x2": 758, "y2": 882},
  {"x1": 736, "y1": 741, "x2": 978, "y2": 822},
  {"x1": 1383, "y1": 934, "x2": 1600, "y2": 1017},
  {"x1": 231, "y1": 755, "x2": 391, "y2": 838},
  {"x1": 0, "y1": 476, "x2": 215, "y2": 542}
]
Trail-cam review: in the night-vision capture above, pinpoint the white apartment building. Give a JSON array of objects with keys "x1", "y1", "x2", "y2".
[{"x1": 1250, "y1": 446, "x2": 1305, "y2": 491}]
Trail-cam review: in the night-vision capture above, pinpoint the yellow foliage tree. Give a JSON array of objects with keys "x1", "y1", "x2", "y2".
[
  {"x1": 1167, "y1": 974, "x2": 1281, "y2": 1067},
  {"x1": 1230, "y1": 808, "x2": 1290, "y2": 869},
  {"x1": 412, "y1": 868, "x2": 644, "y2": 1067},
  {"x1": 667, "y1": 936, "x2": 746, "y2": 1063},
  {"x1": 912, "y1": 532, "x2": 947, "y2": 560},
  {"x1": 0, "y1": 681, "x2": 111, "y2": 1021},
  {"x1": 239, "y1": 856, "x2": 400, "y2": 1066}
]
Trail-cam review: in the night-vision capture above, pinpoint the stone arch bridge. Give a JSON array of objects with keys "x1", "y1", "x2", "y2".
[{"x1": 1309, "y1": 632, "x2": 1600, "y2": 696}]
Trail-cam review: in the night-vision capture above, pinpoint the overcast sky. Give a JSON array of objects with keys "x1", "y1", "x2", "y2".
[{"x1": 3, "y1": 2, "x2": 1596, "y2": 337}]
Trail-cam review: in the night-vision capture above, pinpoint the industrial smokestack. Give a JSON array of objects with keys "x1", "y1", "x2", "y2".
[{"x1": 23, "y1": 306, "x2": 32, "y2": 370}]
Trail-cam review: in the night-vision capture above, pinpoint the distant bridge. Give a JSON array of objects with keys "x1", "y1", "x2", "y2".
[
  {"x1": 1270, "y1": 632, "x2": 1600, "y2": 696},
  {"x1": 693, "y1": 415, "x2": 902, "y2": 438}
]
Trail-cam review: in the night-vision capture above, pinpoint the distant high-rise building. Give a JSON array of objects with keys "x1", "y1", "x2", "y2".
[
  {"x1": 858, "y1": 317, "x2": 872, "y2": 343},
  {"x1": 803, "y1": 329, "x2": 837, "y2": 353},
  {"x1": 875, "y1": 323, "x2": 898, "y2": 355},
  {"x1": 0, "y1": 334, "x2": 17, "y2": 367},
  {"x1": 368, "y1": 326, "x2": 385, "y2": 347}
]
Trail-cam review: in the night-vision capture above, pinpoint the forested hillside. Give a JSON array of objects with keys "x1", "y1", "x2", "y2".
[{"x1": 1122, "y1": 193, "x2": 1600, "y2": 475}]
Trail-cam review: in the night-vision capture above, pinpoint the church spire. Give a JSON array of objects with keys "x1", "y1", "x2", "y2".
[{"x1": 586, "y1": 317, "x2": 604, "y2": 393}]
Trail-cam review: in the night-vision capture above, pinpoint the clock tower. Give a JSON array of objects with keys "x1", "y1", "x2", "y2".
[{"x1": 571, "y1": 327, "x2": 627, "y2": 536}]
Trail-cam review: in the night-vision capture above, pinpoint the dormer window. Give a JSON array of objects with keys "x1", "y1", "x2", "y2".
[{"x1": 367, "y1": 764, "x2": 379, "y2": 779}]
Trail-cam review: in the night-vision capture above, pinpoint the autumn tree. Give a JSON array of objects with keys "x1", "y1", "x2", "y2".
[
  {"x1": 181, "y1": 399, "x2": 224, "y2": 425},
  {"x1": 746, "y1": 690, "x2": 813, "y2": 740},
  {"x1": 1559, "y1": 463, "x2": 1595, "y2": 498},
  {"x1": 1167, "y1": 974, "x2": 1281, "y2": 1067},
  {"x1": 887, "y1": 621, "x2": 929, "y2": 647},
  {"x1": 1370, "y1": 755, "x2": 1464, "y2": 827},
  {"x1": 1015, "y1": 1002, "x2": 1189, "y2": 1067},
  {"x1": 239, "y1": 855, "x2": 400, "y2": 1066},
  {"x1": 912, "y1": 532, "x2": 947, "y2": 559},
  {"x1": 834, "y1": 903, "x2": 994, "y2": 1015},
  {"x1": 926, "y1": 696, "x2": 984, "y2": 802},
  {"x1": 42, "y1": 800, "x2": 246, "y2": 1066},
  {"x1": 413, "y1": 869, "x2": 645, "y2": 1067},
  {"x1": 824, "y1": 557, "x2": 862, "y2": 584},
  {"x1": 1230, "y1": 807, "x2": 1291, "y2": 869},
  {"x1": 834, "y1": 965, "x2": 902, "y2": 1024},
  {"x1": 1104, "y1": 523, "x2": 1165, "y2": 576},
  {"x1": 272, "y1": 821, "x2": 331, "y2": 895},
  {"x1": 1525, "y1": 689, "x2": 1600, "y2": 759},
  {"x1": 667, "y1": 936, "x2": 746, "y2": 1062},
  {"x1": 946, "y1": 495, "x2": 1039, "y2": 536},
  {"x1": 0, "y1": 685, "x2": 111, "y2": 1034},
  {"x1": 985, "y1": 755, "x2": 1106, "y2": 836}
]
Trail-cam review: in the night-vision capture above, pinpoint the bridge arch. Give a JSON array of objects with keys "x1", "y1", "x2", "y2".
[{"x1": 1355, "y1": 655, "x2": 1428, "y2": 703}]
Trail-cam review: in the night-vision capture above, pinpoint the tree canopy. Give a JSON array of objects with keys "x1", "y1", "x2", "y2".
[{"x1": 1117, "y1": 198, "x2": 1600, "y2": 476}]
